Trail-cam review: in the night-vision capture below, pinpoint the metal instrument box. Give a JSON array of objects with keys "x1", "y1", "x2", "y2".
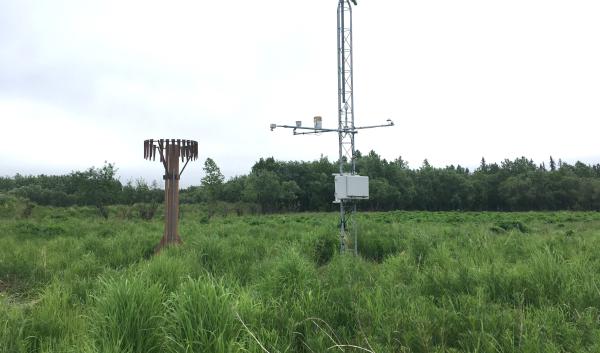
[{"x1": 334, "y1": 174, "x2": 369, "y2": 202}]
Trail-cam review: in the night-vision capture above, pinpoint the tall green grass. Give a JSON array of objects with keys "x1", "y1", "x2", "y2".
[
  {"x1": 90, "y1": 275, "x2": 165, "y2": 353},
  {"x1": 164, "y1": 277, "x2": 241, "y2": 353},
  {"x1": 2, "y1": 207, "x2": 600, "y2": 352}
]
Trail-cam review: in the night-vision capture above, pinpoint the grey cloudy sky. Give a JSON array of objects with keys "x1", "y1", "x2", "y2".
[{"x1": 1, "y1": 0, "x2": 599, "y2": 186}]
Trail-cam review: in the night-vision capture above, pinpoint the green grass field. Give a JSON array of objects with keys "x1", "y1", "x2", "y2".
[{"x1": 1, "y1": 205, "x2": 600, "y2": 353}]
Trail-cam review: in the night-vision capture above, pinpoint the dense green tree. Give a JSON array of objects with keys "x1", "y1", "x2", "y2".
[
  {"x1": 368, "y1": 178, "x2": 400, "y2": 210},
  {"x1": 243, "y1": 170, "x2": 300, "y2": 212},
  {"x1": 578, "y1": 178, "x2": 600, "y2": 210},
  {"x1": 70, "y1": 163, "x2": 122, "y2": 217},
  {"x1": 220, "y1": 176, "x2": 246, "y2": 203},
  {"x1": 201, "y1": 158, "x2": 225, "y2": 202},
  {"x1": 121, "y1": 178, "x2": 162, "y2": 205}
]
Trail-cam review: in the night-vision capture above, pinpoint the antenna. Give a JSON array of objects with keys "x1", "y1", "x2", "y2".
[
  {"x1": 144, "y1": 138, "x2": 198, "y2": 252},
  {"x1": 270, "y1": 0, "x2": 393, "y2": 254}
]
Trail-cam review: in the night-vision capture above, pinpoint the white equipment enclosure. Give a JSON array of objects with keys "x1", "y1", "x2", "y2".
[{"x1": 334, "y1": 174, "x2": 369, "y2": 202}]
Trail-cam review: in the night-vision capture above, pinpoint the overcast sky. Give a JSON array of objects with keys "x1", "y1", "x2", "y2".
[{"x1": 1, "y1": 0, "x2": 599, "y2": 186}]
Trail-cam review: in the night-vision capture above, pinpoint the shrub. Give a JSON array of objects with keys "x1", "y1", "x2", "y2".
[
  {"x1": 0, "y1": 193, "x2": 27, "y2": 218},
  {"x1": 137, "y1": 202, "x2": 159, "y2": 221},
  {"x1": 21, "y1": 201, "x2": 35, "y2": 219}
]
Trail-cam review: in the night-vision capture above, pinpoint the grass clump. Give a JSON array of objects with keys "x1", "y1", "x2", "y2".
[
  {"x1": 90, "y1": 275, "x2": 165, "y2": 353},
  {"x1": 164, "y1": 276, "x2": 241, "y2": 353},
  {"x1": 496, "y1": 220, "x2": 530, "y2": 233},
  {"x1": 0, "y1": 298, "x2": 28, "y2": 353}
]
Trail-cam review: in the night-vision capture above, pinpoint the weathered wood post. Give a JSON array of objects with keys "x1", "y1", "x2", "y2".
[{"x1": 144, "y1": 138, "x2": 198, "y2": 251}]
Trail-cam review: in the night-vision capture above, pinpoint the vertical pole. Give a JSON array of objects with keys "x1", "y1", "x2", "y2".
[
  {"x1": 158, "y1": 144, "x2": 182, "y2": 250},
  {"x1": 337, "y1": 0, "x2": 356, "y2": 254},
  {"x1": 353, "y1": 203, "x2": 357, "y2": 255},
  {"x1": 337, "y1": 0, "x2": 344, "y2": 253},
  {"x1": 338, "y1": 0, "x2": 347, "y2": 253},
  {"x1": 348, "y1": 2, "x2": 356, "y2": 175},
  {"x1": 337, "y1": 0, "x2": 344, "y2": 177},
  {"x1": 340, "y1": 201, "x2": 346, "y2": 252},
  {"x1": 163, "y1": 158, "x2": 171, "y2": 242}
]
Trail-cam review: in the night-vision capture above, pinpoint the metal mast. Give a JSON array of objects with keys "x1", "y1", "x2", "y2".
[
  {"x1": 338, "y1": 0, "x2": 356, "y2": 176},
  {"x1": 337, "y1": 0, "x2": 357, "y2": 254},
  {"x1": 270, "y1": 0, "x2": 393, "y2": 254}
]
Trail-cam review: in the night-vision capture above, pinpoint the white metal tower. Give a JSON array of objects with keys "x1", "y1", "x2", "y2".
[{"x1": 271, "y1": 0, "x2": 393, "y2": 254}]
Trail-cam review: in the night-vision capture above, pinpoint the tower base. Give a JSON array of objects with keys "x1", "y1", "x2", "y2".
[{"x1": 155, "y1": 233, "x2": 183, "y2": 253}]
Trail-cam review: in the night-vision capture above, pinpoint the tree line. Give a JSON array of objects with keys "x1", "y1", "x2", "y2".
[
  {"x1": 2, "y1": 152, "x2": 600, "y2": 212},
  {"x1": 0, "y1": 164, "x2": 162, "y2": 208}
]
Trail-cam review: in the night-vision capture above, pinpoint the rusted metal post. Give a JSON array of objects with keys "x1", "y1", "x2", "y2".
[
  {"x1": 160, "y1": 143, "x2": 181, "y2": 247},
  {"x1": 144, "y1": 139, "x2": 198, "y2": 251}
]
